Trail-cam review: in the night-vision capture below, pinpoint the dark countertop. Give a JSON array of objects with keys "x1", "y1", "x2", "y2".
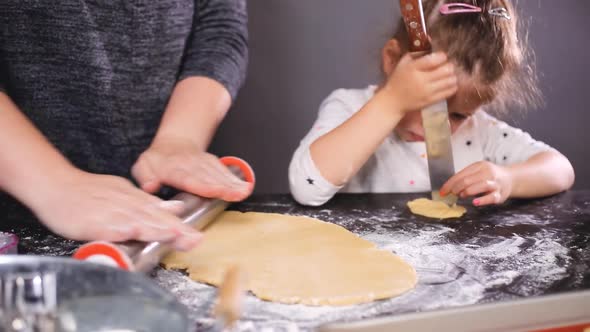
[
  {"x1": 230, "y1": 192, "x2": 590, "y2": 294},
  {"x1": 1, "y1": 191, "x2": 589, "y2": 330}
]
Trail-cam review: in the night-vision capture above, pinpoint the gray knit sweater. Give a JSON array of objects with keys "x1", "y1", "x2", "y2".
[{"x1": 0, "y1": 0, "x2": 248, "y2": 179}]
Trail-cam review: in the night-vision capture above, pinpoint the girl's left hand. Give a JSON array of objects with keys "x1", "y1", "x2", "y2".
[
  {"x1": 131, "y1": 138, "x2": 253, "y2": 202},
  {"x1": 440, "y1": 161, "x2": 514, "y2": 206}
]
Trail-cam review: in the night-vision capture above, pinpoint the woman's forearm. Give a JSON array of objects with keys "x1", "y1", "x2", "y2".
[
  {"x1": 153, "y1": 76, "x2": 232, "y2": 150},
  {"x1": 0, "y1": 92, "x2": 78, "y2": 206},
  {"x1": 310, "y1": 91, "x2": 404, "y2": 186},
  {"x1": 508, "y1": 150, "x2": 575, "y2": 198}
]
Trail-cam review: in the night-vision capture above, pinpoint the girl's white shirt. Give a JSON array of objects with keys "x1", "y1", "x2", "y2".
[{"x1": 289, "y1": 85, "x2": 553, "y2": 206}]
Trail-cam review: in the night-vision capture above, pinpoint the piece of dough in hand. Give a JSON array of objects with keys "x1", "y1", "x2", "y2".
[
  {"x1": 407, "y1": 198, "x2": 466, "y2": 219},
  {"x1": 162, "y1": 211, "x2": 417, "y2": 306}
]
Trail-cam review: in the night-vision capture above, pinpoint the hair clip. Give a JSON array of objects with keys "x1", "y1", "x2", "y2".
[
  {"x1": 439, "y1": 3, "x2": 482, "y2": 15},
  {"x1": 440, "y1": 3, "x2": 511, "y2": 20},
  {"x1": 488, "y1": 7, "x2": 511, "y2": 20}
]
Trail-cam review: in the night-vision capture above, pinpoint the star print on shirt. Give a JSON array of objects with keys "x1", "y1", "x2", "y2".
[{"x1": 306, "y1": 178, "x2": 315, "y2": 185}]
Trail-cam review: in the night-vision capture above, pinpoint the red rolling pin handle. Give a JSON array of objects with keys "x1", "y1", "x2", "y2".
[
  {"x1": 73, "y1": 241, "x2": 134, "y2": 270},
  {"x1": 72, "y1": 156, "x2": 255, "y2": 271},
  {"x1": 219, "y1": 156, "x2": 256, "y2": 185},
  {"x1": 531, "y1": 323, "x2": 590, "y2": 332}
]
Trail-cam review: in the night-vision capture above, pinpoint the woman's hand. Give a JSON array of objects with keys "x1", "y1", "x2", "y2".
[
  {"x1": 440, "y1": 161, "x2": 514, "y2": 206},
  {"x1": 32, "y1": 170, "x2": 202, "y2": 250},
  {"x1": 132, "y1": 137, "x2": 253, "y2": 202}
]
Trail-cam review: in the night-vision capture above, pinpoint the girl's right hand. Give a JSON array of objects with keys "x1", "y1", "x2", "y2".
[
  {"x1": 31, "y1": 170, "x2": 202, "y2": 251},
  {"x1": 383, "y1": 52, "x2": 458, "y2": 113}
]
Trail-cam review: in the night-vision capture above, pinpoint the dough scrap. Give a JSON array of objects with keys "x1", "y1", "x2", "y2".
[
  {"x1": 407, "y1": 198, "x2": 466, "y2": 219},
  {"x1": 163, "y1": 211, "x2": 417, "y2": 306}
]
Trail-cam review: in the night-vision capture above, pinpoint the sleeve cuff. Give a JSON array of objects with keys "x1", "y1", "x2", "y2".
[
  {"x1": 289, "y1": 145, "x2": 343, "y2": 206},
  {"x1": 178, "y1": 51, "x2": 246, "y2": 101}
]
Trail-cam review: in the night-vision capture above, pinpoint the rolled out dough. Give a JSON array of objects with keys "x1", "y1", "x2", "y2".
[
  {"x1": 163, "y1": 211, "x2": 417, "y2": 306},
  {"x1": 407, "y1": 198, "x2": 466, "y2": 219}
]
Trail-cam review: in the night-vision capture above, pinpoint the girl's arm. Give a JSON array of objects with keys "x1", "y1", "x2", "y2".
[
  {"x1": 441, "y1": 151, "x2": 574, "y2": 206},
  {"x1": 310, "y1": 53, "x2": 457, "y2": 187},
  {"x1": 309, "y1": 91, "x2": 405, "y2": 186},
  {"x1": 508, "y1": 150, "x2": 574, "y2": 198},
  {"x1": 132, "y1": 0, "x2": 252, "y2": 201},
  {"x1": 441, "y1": 114, "x2": 574, "y2": 205},
  {"x1": 289, "y1": 90, "x2": 401, "y2": 206},
  {"x1": 290, "y1": 52, "x2": 458, "y2": 205}
]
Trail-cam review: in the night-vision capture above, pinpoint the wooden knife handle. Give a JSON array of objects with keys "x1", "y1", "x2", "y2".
[
  {"x1": 214, "y1": 266, "x2": 245, "y2": 327},
  {"x1": 399, "y1": 0, "x2": 432, "y2": 52}
]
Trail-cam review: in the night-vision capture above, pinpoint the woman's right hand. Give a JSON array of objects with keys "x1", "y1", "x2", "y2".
[
  {"x1": 30, "y1": 170, "x2": 202, "y2": 251},
  {"x1": 382, "y1": 51, "x2": 458, "y2": 113}
]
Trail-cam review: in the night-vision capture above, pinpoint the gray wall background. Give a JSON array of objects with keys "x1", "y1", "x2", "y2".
[{"x1": 210, "y1": 1, "x2": 590, "y2": 193}]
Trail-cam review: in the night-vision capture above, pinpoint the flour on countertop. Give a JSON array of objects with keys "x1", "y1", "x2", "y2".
[{"x1": 155, "y1": 203, "x2": 572, "y2": 332}]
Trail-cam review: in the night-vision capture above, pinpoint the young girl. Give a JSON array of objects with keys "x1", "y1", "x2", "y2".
[
  {"x1": 289, "y1": 0, "x2": 574, "y2": 207},
  {"x1": 0, "y1": 0, "x2": 251, "y2": 250}
]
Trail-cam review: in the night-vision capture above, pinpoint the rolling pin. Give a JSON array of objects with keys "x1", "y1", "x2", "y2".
[{"x1": 72, "y1": 156, "x2": 255, "y2": 273}]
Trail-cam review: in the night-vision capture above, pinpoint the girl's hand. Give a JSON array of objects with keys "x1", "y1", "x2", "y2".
[
  {"x1": 440, "y1": 161, "x2": 514, "y2": 206},
  {"x1": 383, "y1": 52, "x2": 458, "y2": 113},
  {"x1": 132, "y1": 137, "x2": 253, "y2": 202},
  {"x1": 32, "y1": 170, "x2": 202, "y2": 250}
]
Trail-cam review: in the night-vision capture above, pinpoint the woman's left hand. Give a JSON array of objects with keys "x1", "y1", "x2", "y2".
[
  {"x1": 440, "y1": 161, "x2": 513, "y2": 206},
  {"x1": 132, "y1": 137, "x2": 253, "y2": 202}
]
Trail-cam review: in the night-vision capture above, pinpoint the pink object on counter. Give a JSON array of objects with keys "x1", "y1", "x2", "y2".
[{"x1": 0, "y1": 232, "x2": 18, "y2": 254}]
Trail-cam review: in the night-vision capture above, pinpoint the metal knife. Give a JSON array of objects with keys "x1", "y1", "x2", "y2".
[{"x1": 399, "y1": 0, "x2": 457, "y2": 205}]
